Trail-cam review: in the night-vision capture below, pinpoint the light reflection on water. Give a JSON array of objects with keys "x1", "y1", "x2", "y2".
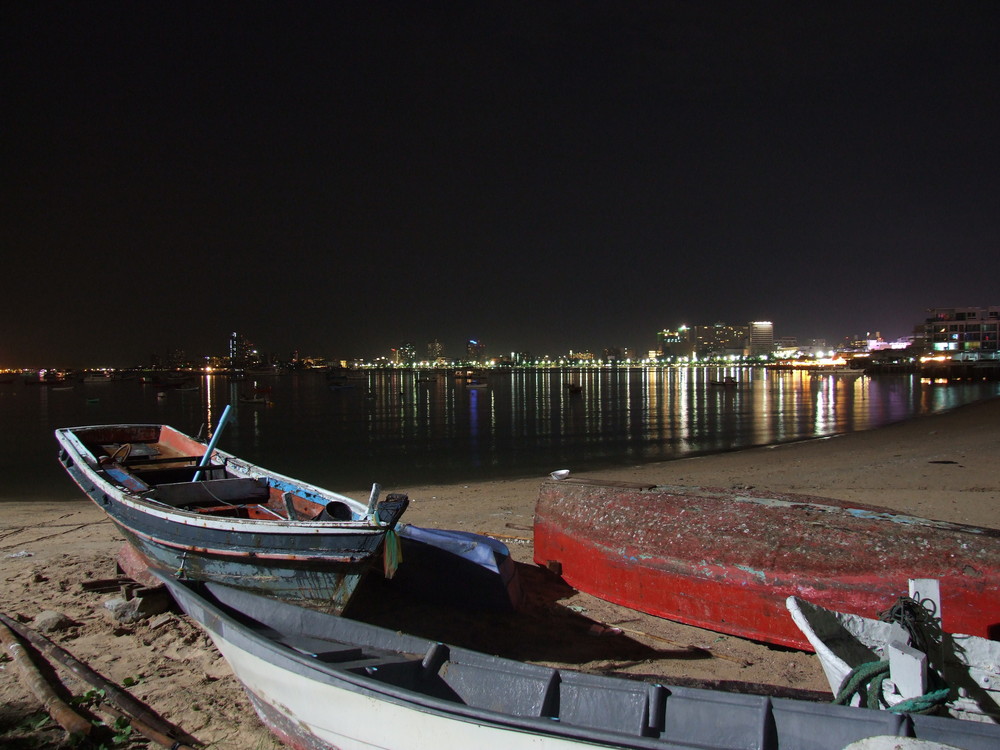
[{"x1": 3, "y1": 368, "x2": 997, "y2": 500}]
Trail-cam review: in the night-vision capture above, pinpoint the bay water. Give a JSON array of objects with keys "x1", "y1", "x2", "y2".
[{"x1": 3, "y1": 367, "x2": 997, "y2": 502}]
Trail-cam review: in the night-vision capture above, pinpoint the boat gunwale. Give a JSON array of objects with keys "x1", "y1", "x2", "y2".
[
  {"x1": 162, "y1": 576, "x2": 989, "y2": 750},
  {"x1": 55, "y1": 425, "x2": 386, "y2": 537},
  {"x1": 159, "y1": 576, "x2": 757, "y2": 748}
]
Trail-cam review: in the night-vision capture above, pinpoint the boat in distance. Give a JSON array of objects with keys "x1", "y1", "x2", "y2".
[
  {"x1": 156, "y1": 573, "x2": 1000, "y2": 750},
  {"x1": 55, "y1": 423, "x2": 409, "y2": 614},
  {"x1": 533, "y1": 478, "x2": 1000, "y2": 651}
]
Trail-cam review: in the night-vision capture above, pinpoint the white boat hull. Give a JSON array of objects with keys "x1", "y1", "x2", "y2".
[
  {"x1": 217, "y1": 640, "x2": 585, "y2": 750},
  {"x1": 159, "y1": 575, "x2": 1000, "y2": 750}
]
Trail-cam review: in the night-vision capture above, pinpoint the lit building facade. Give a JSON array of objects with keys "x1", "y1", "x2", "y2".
[
  {"x1": 656, "y1": 327, "x2": 693, "y2": 359},
  {"x1": 747, "y1": 321, "x2": 775, "y2": 358},
  {"x1": 601, "y1": 346, "x2": 637, "y2": 362},
  {"x1": 392, "y1": 342, "x2": 416, "y2": 364},
  {"x1": 229, "y1": 332, "x2": 252, "y2": 370},
  {"x1": 922, "y1": 306, "x2": 999, "y2": 361},
  {"x1": 691, "y1": 323, "x2": 750, "y2": 358}
]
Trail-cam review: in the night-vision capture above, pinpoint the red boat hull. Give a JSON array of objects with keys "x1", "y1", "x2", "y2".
[{"x1": 534, "y1": 479, "x2": 1000, "y2": 650}]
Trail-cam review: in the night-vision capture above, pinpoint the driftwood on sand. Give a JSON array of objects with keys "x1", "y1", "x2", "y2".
[
  {"x1": 0, "y1": 619, "x2": 91, "y2": 738},
  {"x1": 0, "y1": 612, "x2": 198, "y2": 750}
]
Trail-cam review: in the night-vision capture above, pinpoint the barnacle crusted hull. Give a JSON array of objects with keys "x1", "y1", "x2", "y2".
[{"x1": 533, "y1": 479, "x2": 1000, "y2": 650}]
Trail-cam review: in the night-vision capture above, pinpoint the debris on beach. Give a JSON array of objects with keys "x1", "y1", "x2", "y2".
[{"x1": 31, "y1": 611, "x2": 75, "y2": 633}]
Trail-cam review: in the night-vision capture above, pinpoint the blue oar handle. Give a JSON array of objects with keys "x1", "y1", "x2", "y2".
[{"x1": 192, "y1": 403, "x2": 233, "y2": 481}]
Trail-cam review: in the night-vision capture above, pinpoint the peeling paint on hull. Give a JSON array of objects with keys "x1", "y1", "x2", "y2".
[
  {"x1": 534, "y1": 480, "x2": 1000, "y2": 650},
  {"x1": 117, "y1": 531, "x2": 371, "y2": 614}
]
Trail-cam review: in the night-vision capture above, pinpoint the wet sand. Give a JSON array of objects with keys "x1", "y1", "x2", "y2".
[{"x1": 2, "y1": 396, "x2": 998, "y2": 747}]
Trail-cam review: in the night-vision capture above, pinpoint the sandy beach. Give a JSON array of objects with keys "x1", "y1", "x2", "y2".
[{"x1": 2, "y1": 396, "x2": 998, "y2": 748}]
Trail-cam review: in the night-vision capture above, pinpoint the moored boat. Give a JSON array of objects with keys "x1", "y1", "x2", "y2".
[
  {"x1": 55, "y1": 422, "x2": 409, "y2": 614},
  {"x1": 455, "y1": 368, "x2": 488, "y2": 388},
  {"x1": 157, "y1": 574, "x2": 1000, "y2": 750},
  {"x1": 327, "y1": 367, "x2": 362, "y2": 390},
  {"x1": 238, "y1": 393, "x2": 269, "y2": 404},
  {"x1": 533, "y1": 479, "x2": 1000, "y2": 651},
  {"x1": 708, "y1": 376, "x2": 740, "y2": 387}
]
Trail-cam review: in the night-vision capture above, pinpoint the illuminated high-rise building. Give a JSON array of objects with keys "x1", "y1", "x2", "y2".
[
  {"x1": 466, "y1": 339, "x2": 486, "y2": 361},
  {"x1": 391, "y1": 342, "x2": 416, "y2": 364},
  {"x1": 690, "y1": 323, "x2": 749, "y2": 358},
  {"x1": 656, "y1": 327, "x2": 693, "y2": 359},
  {"x1": 229, "y1": 332, "x2": 252, "y2": 369},
  {"x1": 748, "y1": 321, "x2": 775, "y2": 358}
]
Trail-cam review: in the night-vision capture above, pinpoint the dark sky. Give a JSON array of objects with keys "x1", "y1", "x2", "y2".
[{"x1": 4, "y1": 2, "x2": 999, "y2": 367}]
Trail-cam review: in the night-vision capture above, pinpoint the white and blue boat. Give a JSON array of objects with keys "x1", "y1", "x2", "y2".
[
  {"x1": 158, "y1": 574, "x2": 1000, "y2": 750},
  {"x1": 55, "y1": 421, "x2": 409, "y2": 614}
]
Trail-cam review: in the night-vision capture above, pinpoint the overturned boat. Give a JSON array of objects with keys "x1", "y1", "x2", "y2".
[
  {"x1": 534, "y1": 479, "x2": 1000, "y2": 650},
  {"x1": 55, "y1": 422, "x2": 409, "y2": 614}
]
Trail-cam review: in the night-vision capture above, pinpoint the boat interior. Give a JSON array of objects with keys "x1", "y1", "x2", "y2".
[
  {"x1": 102, "y1": 444, "x2": 298, "y2": 519},
  {"x1": 66, "y1": 427, "x2": 352, "y2": 522},
  {"x1": 209, "y1": 580, "x2": 681, "y2": 736}
]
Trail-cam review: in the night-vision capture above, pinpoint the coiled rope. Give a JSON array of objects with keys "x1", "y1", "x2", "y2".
[
  {"x1": 834, "y1": 660, "x2": 950, "y2": 713},
  {"x1": 834, "y1": 595, "x2": 951, "y2": 714},
  {"x1": 878, "y1": 595, "x2": 942, "y2": 654}
]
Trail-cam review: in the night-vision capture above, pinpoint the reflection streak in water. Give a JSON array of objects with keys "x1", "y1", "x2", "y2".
[{"x1": 8, "y1": 367, "x2": 999, "y2": 497}]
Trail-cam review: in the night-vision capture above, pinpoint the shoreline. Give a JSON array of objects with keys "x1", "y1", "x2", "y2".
[
  {"x1": 395, "y1": 394, "x2": 1000, "y2": 534},
  {"x1": 2, "y1": 396, "x2": 998, "y2": 747}
]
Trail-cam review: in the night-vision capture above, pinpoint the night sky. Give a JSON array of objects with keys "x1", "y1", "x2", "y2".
[{"x1": 4, "y1": 3, "x2": 999, "y2": 367}]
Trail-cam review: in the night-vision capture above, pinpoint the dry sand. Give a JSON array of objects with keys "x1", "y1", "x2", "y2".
[{"x1": 2, "y1": 396, "x2": 998, "y2": 748}]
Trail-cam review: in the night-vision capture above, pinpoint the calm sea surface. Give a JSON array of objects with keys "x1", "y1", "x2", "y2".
[{"x1": 3, "y1": 368, "x2": 998, "y2": 501}]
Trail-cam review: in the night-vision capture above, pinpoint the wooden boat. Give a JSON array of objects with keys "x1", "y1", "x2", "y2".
[
  {"x1": 788, "y1": 580, "x2": 1000, "y2": 723},
  {"x1": 55, "y1": 423, "x2": 409, "y2": 614},
  {"x1": 533, "y1": 479, "x2": 1000, "y2": 651},
  {"x1": 156, "y1": 574, "x2": 1000, "y2": 750}
]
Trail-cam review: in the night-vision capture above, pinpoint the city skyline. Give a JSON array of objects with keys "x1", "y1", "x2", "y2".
[
  {"x1": 5, "y1": 5, "x2": 998, "y2": 368},
  {"x1": 4, "y1": 311, "x2": 927, "y2": 371}
]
